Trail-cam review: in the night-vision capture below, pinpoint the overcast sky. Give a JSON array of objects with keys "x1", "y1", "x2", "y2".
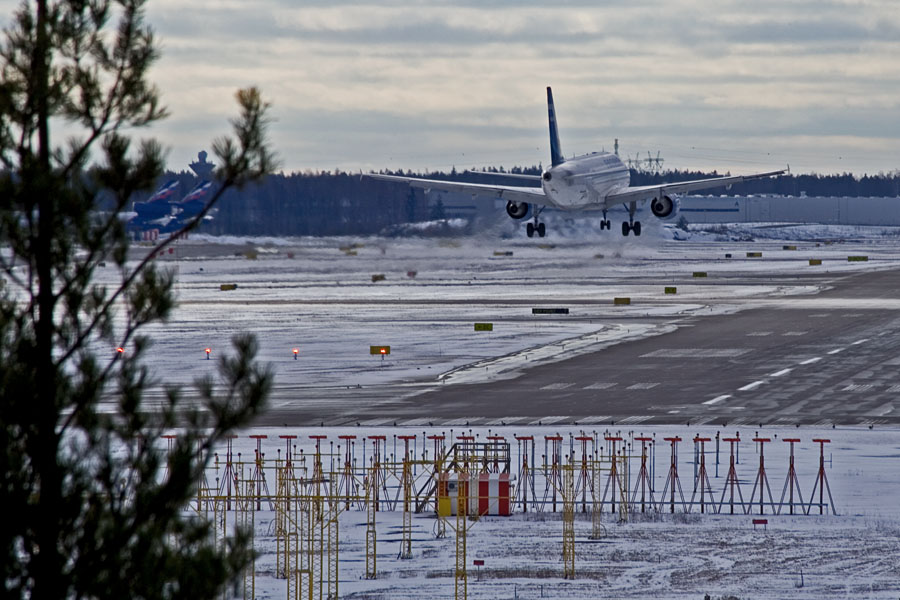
[{"x1": 4, "y1": 0, "x2": 900, "y2": 175}]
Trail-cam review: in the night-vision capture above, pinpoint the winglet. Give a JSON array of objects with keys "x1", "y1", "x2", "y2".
[{"x1": 547, "y1": 87, "x2": 564, "y2": 167}]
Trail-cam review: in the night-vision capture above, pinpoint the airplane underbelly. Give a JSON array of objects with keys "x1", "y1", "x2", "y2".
[{"x1": 546, "y1": 185, "x2": 593, "y2": 211}]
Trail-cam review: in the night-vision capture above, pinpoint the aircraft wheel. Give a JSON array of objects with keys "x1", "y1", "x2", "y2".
[
  {"x1": 537, "y1": 223, "x2": 546, "y2": 237},
  {"x1": 633, "y1": 221, "x2": 642, "y2": 236},
  {"x1": 526, "y1": 222, "x2": 535, "y2": 238},
  {"x1": 605, "y1": 219, "x2": 611, "y2": 230},
  {"x1": 622, "y1": 221, "x2": 631, "y2": 236}
]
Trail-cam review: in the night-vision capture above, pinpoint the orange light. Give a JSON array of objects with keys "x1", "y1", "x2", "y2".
[{"x1": 205, "y1": 348, "x2": 211, "y2": 353}]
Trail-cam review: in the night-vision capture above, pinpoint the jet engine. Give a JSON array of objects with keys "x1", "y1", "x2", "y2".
[
  {"x1": 650, "y1": 195, "x2": 679, "y2": 220},
  {"x1": 506, "y1": 201, "x2": 529, "y2": 219}
]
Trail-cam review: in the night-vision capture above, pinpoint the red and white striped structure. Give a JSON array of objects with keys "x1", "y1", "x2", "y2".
[{"x1": 437, "y1": 472, "x2": 512, "y2": 516}]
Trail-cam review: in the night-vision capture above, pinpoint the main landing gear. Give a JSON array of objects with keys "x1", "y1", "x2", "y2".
[
  {"x1": 621, "y1": 201, "x2": 641, "y2": 236},
  {"x1": 526, "y1": 206, "x2": 546, "y2": 238}
]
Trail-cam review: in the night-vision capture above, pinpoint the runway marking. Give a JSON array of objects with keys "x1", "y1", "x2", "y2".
[
  {"x1": 813, "y1": 419, "x2": 833, "y2": 427},
  {"x1": 843, "y1": 313, "x2": 864, "y2": 318},
  {"x1": 865, "y1": 402, "x2": 894, "y2": 417},
  {"x1": 738, "y1": 381, "x2": 766, "y2": 391},
  {"x1": 887, "y1": 385, "x2": 900, "y2": 393},
  {"x1": 577, "y1": 416, "x2": 611, "y2": 425},
  {"x1": 769, "y1": 368, "x2": 793, "y2": 377},
  {"x1": 808, "y1": 313, "x2": 831, "y2": 318},
  {"x1": 827, "y1": 348, "x2": 845, "y2": 355},
  {"x1": 398, "y1": 417, "x2": 435, "y2": 426},
  {"x1": 541, "y1": 382, "x2": 575, "y2": 390},
  {"x1": 618, "y1": 415, "x2": 653, "y2": 425},
  {"x1": 442, "y1": 417, "x2": 480, "y2": 426},
  {"x1": 626, "y1": 382, "x2": 659, "y2": 390},
  {"x1": 799, "y1": 357, "x2": 822, "y2": 365},
  {"x1": 782, "y1": 331, "x2": 807, "y2": 336},
  {"x1": 842, "y1": 383, "x2": 874, "y2": 392},
  {"x1": 483, "y1": 416, "x2": 530, "y2": 425},
  {"x1": 358, "y1": 418, "x2": 394, "y2": 426},
  {"x1": 851, "y1": 338, "x2": 870, "y2": 345},
  {"x1": 641, "y1": 348, "x2": 750, "y2": 358},
  {"x1": 584, "y1": 382, "x2": 616, "y2": 390},
  {"x1": 703, "y1": 394, "x2": 731, "y2": 406},
  {"x1": 690, "y1": 416, "x2": 716, "y2": 426},
  {"x1": 747, "y1": 331, "x2": 773, "y2": 337},
  {"x1": 528, "y1": 415, "x2": 571, "y2": 425}
]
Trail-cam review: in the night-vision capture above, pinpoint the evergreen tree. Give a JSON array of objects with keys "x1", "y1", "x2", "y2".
[{"x1": 1, "y1": 2, "x2": 274, "y2": 598}]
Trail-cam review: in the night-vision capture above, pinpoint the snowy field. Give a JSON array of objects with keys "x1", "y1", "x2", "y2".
[
  {"x1": 199, "y1": 425, "x2": 900, "y2": 600},
  {"x1": 118, "y1": 222, "x2": 900, "y2": 598},
  {"x1": 102, "y1": 221, "x2": 900, "y2": 394}
]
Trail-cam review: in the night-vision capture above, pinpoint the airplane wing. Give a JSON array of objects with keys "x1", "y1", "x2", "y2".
[
  {"x1": 463, "y1": 170, "x2": 543, "y2": 182},
  {"x1": 606, "y1": 169, "x2": 787, "y2": 205},
  {"x1": 365, "y1": 173, "x2": 548, "y2": 206}
]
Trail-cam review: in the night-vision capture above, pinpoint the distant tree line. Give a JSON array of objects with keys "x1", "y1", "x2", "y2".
[{"x1": 143, "y1": 166, "x2": 900, "y2": 236}]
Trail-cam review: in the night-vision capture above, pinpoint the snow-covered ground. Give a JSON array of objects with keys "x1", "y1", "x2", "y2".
[
  {"x1": 125, "y1": 223, "x2": 900, "y2": 598},
  {"x1": 107, "y1": 222, "x2": 900, "y2": 392},
  {"x1": 201, "y1": 424, "x2": 900, "y2": 600}
]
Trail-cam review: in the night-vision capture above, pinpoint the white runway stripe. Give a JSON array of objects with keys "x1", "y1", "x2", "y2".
[
  {"x1": 618, "y1": 415, "x2": 653, "y2": 424},
  {"x1": 528, "y1": 415, "x2": 572, "y2": 425},
  {"x1": 738, "y1": 381, "x2": 766, "y2": 391},
  {"x1": 703, "y1": 394, "x2": 731, "y2": 405},
  {"x1": 540, "y1": 382, "x2": 575, "y2": 390},
  {"x1": 584, "y1": 382, "x2": 616, "y2": 390},
  {"x1": 483, "y1": 416, "x2": 530, "y2": 425},
  {"x1": 576, "y1": 416, "x2": 611, "y2": 424},
  {"x1": 626, "y1": 382, "x2": 659, "y2": 390}
]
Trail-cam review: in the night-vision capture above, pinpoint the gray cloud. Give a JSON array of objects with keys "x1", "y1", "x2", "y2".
[{"x1": 3, "y1": 0, "x2": 898, "y2": 174}]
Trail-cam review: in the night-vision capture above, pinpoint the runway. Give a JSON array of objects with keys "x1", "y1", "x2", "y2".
[{"x1": 253, "y1": 266, "x2": 900, "y2": 428}]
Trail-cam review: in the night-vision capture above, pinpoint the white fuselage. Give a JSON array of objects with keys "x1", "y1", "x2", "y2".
[{"x1": 541, "y1": 152, "x2": 630, "y2": 211}]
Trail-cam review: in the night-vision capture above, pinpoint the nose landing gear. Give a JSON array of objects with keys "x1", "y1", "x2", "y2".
[{"x1": 599, "y1": 210, "x2": 611, "y2": 230}]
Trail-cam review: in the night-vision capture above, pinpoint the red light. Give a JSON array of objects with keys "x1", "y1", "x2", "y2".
[
  {"x1": 116, "y1": 347, "x2": 124, "y2": 353},
  {"x1": 292, "y1": 348, "x2": 299, "y2": 354},
  {"x1": 380, "y1": 348, "x2": 386, "y2": 354},
  {"x1": 205, "y1": 348, "x2": 211, "y2": 353}
]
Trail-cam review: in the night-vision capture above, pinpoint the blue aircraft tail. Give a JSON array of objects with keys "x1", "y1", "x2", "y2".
[{"x1": 547, "y1": 87, "x2": 564, "y2": 167}]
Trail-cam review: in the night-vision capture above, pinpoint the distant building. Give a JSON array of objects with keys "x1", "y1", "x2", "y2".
[
  {"x1": 189, "y1": 150, "x2": 215, "y2": 179},
  {"x1": 680, "y1": 195, "x2": 900, "y2": 226}
]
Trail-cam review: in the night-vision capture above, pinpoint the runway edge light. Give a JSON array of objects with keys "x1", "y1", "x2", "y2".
[
  {"x1": 205, "y1": 347, "x2": 211, "y2": 360},
  {"x1": 292, "y1": 348, "x2": 299, "y2": 360}
]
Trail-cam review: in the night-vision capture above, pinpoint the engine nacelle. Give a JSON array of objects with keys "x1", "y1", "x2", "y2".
[
  {"x1": 506, "y1": 201, "x2": 529, "y2": 219},
  {"x1": 650, "y1": 195, "x2": 679, "y2": 220}
]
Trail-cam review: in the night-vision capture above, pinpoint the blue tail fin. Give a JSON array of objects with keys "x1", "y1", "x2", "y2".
[{"x1": 547, "y1": 87, "x2": 564, "y2": 166}]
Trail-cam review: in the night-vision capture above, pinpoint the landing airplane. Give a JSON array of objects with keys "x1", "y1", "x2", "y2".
[{"x1": 367, "y1": 87, "x2": 786, "y2": 237}]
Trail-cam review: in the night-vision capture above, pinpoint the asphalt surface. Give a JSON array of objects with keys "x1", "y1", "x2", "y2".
[{"x1": 253, "y1": 267, "x2": 900, "y2": 427}]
